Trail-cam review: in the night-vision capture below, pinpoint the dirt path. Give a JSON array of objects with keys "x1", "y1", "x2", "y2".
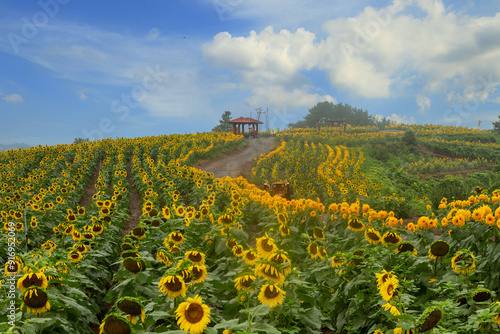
[
  {"x1": 197, "y1": 137, "x2": 278, "y2": 180},
  {"x1": 122, "y1": 159, "x2": 142, "y2": 236},
  {"x1": 79, "y1": 160, "x2": 101, "y2": 208}
]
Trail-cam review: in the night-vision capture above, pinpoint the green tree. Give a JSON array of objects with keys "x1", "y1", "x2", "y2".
[
  {"x1": 288, "y1": 101, "x2": 382, "y2": 128},
  {"x1": 73, "y1": 137, "x2": 90, "y2": 144},
  {"x1": 212, "y1": 111, "x2": 233, "y2": 132},
  {"x1": 493, "y1": 115, "x2": 500, "y2": 134}
]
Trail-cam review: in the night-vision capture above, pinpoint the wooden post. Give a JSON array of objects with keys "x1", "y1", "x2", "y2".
[{"x1": 232, "y1": 123, "x2": 236, "y2": 134}]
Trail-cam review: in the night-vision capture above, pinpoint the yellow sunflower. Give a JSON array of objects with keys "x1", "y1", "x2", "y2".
[
  {"x1": 185, "y1": 250, "x2": 206, "y2": 265},
  {"x1": 158, "y1": 275, "x2": 187, "y2": 300},
  {"x1": 99, "y1": 313, "x2": 131, "y2": 334},
  {"x1": 428, "y1": 240, "x2": 450, "y2": 260},
  {"x1": 382, "y1": 302, "x2": 401, "y2": 316},
  {"x1": 331, "y1": 253, "x2": 346, "y2": 268},
  {"x1": 254, "y1": 261, "x2": 285, "y2": 284},
  {"x1": 257, "y1": 284, "x2": 286, "y2": 308},
  {"x1": 190, "y1": 265, "x2": 208, "y2": 283},
  {"x1": 243, "y1": 249, "x2": 260, "y2": 265},
  {"x1": 17, "y1": 272, "x2": 48, "y2": 292},
  {"x1": 255, "y1": 234, "x2": 278, "y2": 258},
  {"x1": 364, "y1": 228, "x2": 382, "y2": 245},
  {"x1": 175, "y1": 294, "x2": 211, "y2": 334},
  {"x1": 169, "y1": 231, "x2": 185, "y2": 245},
  {"x1": 234, "y1": 274, "x2": 256, "y2": 291},
  {"x1": 116, "y1": 297, "x2": 146, "y2": 324},
  {"x1": 375, "y1": 269, "x2": 399, "y2": 288},
  {"x1": 451, "y1": 249, "x2": 475, "y2": 275},
  {"x1": 347, "y1": 218, "x2": 365, "y2": 232},
  {"x1": 21, "y1": 286, "x2": 51, "y2": 315},
  {"x1": 379, "y1": 277, "x2": 398, "y2": 302}
]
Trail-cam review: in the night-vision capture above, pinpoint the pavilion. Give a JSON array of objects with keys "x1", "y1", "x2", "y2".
[{"x1": 228, "y1": 117, "x2": 263, "y2": 136}]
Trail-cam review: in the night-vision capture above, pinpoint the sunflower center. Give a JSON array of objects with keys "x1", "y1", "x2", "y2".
[
  {"x1": 261, "y1": 239, "x2": 274, "y2": 252},
  {"x1": 386, "y1": 284, "x2": 394, "y2": 295},
  {"x1": 349, "y1": 219, "x2": 363, "y2": 228},
  {"x1": 246, "y1": 251, "x2": 256, "y2": 260},
  {"x1": 24, "y1": 288, "x2": 48, "y2": 308},
  {"x1": 367, "y1": 232, "x2": 380, "y2": 241},
  {"x1": 117, "y1": 300, "x2": 142, "y2": 316},
  {"x1": 166, "y1": 277, "x2": 183, "y2": 292},
  {"x1": 473, "y1": 291, "x2": 491, "y2": 302},
  {"x1": 309, "y1": 243, "x2": 318, "y2": 254},
  {"x1": 192, "y1": 266, "x2": 204, "y2": 280},
  {"x1": 188, "y1": 252, "x2": 202, "y2": 262},
  {"x1": 172, "y1": 233, "x2": 183, "y2": 242},
  {"x1": 103, "y1": 315, "x2": 131, "y2": 334},
  {"x1": 240, "y1": 276, "x2": 254, "y2": 288},
  {"x1": 185, "y1": 303, "x2": 204, "y2": 323},
  {"x1": 264, "y1": 285, "x2": 280, "y2": 299},
  {"x1": 430, "y1": 241, "x2": 449, "y2": 257},
  {"x1": 384, "y1": 233, "x2": 399, "y2": 244},
  {"x1": 398, "y1": 243, "x2": 415, "y2": 253}
]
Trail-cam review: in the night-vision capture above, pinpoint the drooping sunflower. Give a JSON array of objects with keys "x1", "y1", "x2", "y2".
[
  {"x1": 116, "y1": 297, "x2": 146, "y2": 324},
  {"x1": 175, "y1": 294, "x2": 211, "y2": 334},
  {"x1": 218, "y1": 213, "x2": 234, "y2": 227},
  {"x1": 382, "y1": 231, "x2": 402, "y2": 246},
  {"x1": 156, "y1": 249, "x2": 173, "y2": 266},
  {"x1": 243, "y1": 249, "x2": 260, "y2": 265},
  {"x1": 379, "y1": 277, "x2": 398, "y2": 302},
  {"x1": 68, "y1": 250, "x2": 83, "y2": 263},
  {"x1": 21, "y1": 286, "x2": 51, "y2": 315},
  {"x1": 428, "y1": 240, "x2": 450, "y2": 260},
  {"x1": 190, "y1": 265, "x2": 208, "y2": 283},
  {"x1": 257, "y1": 284, "x2": 286, "y2": 308},
  {"x1": 451, "y1": 249, "x2": 475, "y2": 275},
  {"x1": 131, "y1": 226, "x2": 146, "y2": 239},
  {"x1": 99, "y1": 313, "x2": 131, "y2": 334},
  {"x1": 396, "y1": 241, "x2": 417, "y2": 256},
  {"x1": 364, "y1": 228, "x2": 382, "y2": 245},
  {"x1": 347, "y1": 218, "x2": 365, "y2": 232},
  {"x1": 382, "y1": 302, "x2": 401, "y2": 316},
  {"x1": 169, "y1": 231, "x2": 185, "y2": 245},
  {"x1": 331, "y1": 253, "x2": 346, "y2": 268},
  {"x1": 279, "y1": 223, "x2": 290, "y2": 236},
  {"x1": 416, "y1": 306, "x2": 442, "y2": 333},
  {"x1": 158, "y1": 275, "x2": 187, "y2": 299},
  {"x1": 5, "y1": 256, "x2": 23, "y2": 276},
  {"x1": 313, "y1": 226, "x2": 325, "y2": 239},
  {"x1": 267, "y1": 251, "x2": 292, "y2": 275},
  {"x1": 234, "y1": 274, "x2": 256, "y2": 291},
  {"x1": 17, "y1": 272, "x2": 48, "y2": 293},
  {"x1": 41, "y1": 240, "x2": 57, "y2": 252},
  {"x1": 254, "y1": 261, "x2": 285, "y2": 284},
  {"x1": 232, "y1": 244, "x2": 245, "y2": 258},
  {"x1": 255, "y1": 234, "x2": 278, "y2": 258},
  {"x1": 307, "y1": 242, "x2": 320, "y2": 260},
  {"x1": 122, "y1": 257, "x2": 146, "y2": 273},
  {"x1": 162, "y1": 206, "x2": 171, "y2": 220},
  {"x1": 472, "y1": 288, "x2": 492, "y2": 302},
  {"x1": 185, "y1": 250, "x2": 206, "y2": 265}
]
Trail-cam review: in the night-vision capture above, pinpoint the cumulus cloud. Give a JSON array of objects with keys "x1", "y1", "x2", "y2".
[
  {"x1": 386, "y1": 113, "x2": 416, "y2": 124},
  {"x1": 246, "y1": 85, "x2": 336, "y2": 109},
  {"x1": 415, "y1": 93, "x2": 431, "y2": 114},
  {"x1": 2, "y1": 94, "x2": 23, "y2": 103}
]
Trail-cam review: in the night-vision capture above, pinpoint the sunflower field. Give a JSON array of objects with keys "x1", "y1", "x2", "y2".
[{"x1": 1, "y1": 125, "x2": 500, "y2": 334}]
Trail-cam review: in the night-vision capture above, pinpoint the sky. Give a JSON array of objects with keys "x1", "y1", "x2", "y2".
[{"x1": 1, "y1": 0, "x2": 499, "y2": 146}]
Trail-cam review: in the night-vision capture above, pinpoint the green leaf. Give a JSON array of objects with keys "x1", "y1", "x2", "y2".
[
  {"x1": 251, "y1": 322, "x2": 281, "y2": 334},
  {"x1": 300, "y1": 307, "x2": 322, "y2": 330},
  {"x1": 230, "y1": 228, "x2": 249, "y2": 242}
]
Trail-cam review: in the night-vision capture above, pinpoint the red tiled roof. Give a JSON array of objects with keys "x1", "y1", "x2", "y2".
[{"x1": 228, "y1": 117, "x2": 263, "y2": 124}]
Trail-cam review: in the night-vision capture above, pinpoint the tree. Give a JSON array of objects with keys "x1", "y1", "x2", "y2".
[
  {"x1": 73, "y1": 137, "x2": 90, "y2": 144},
  {"x1": 288, "y1": 101, "x2": 383, "y2": 129},
  {"x1": 493, "y1": 115, "x2": 500, "y2": 134},
  {"x1": 212, "y1": 111, "x2": 233, "y2": 132}
]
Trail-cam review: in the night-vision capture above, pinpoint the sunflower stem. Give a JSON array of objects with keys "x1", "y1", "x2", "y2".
[{"x1": 432, "y1": 257, "x2": 439, "y2": 277}]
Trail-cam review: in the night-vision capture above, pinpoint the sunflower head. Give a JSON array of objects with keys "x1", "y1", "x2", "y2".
[
  {"x1": 234, "y1": 274, "x2": 256, "y2": 291},
  {"x1": 21, "y1": 286, "x2": 51, "y2": 315},
  {"x1": 159, "y1": 275, "x2": 187, "y2": 299},
  {"x1": 122, "y1": 257, "x2": 146, "y2": 273},
  {"x1": 347, "y1": 218, "x2": 365, "y2": 231},
  {"x1": 116, "y1": 297, "x2": 146, "y2": 324},
  {"x1": 451, "y1": 249, "x2": 475, "y2": 275},
  {"x1": 99, "y1": 313, "x2": 131, "y2": 334},
  {"x1": 416, "y1": 306, "x2": 442, "y2": 333},
  {"x1": 256, "y1": 234, "x2": 278, "y2": 258},
  {"x1": 185, "y1": 250, "x2": 206, "y2": 265},
  {"x1": 396, "y1": 241, "x2": 417, "y2": 256},
  {"x1": 17, "y1": 272, "x2": 49, "y2": 292},
  {"x1": 175, "y1": 294, "x2": 211, "y2": 334},
  {"x1": 472, "y1": 288, "x2": 492, "y2": 302},
  {"x1": 257, "y1": 284, "x2": 286, "y2": 308},
  {"x1": 429, "y1": 240, "x2": 450, "y2": 259}
]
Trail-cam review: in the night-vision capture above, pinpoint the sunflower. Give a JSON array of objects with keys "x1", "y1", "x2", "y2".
[
  {"x1": 382, "y1": 302, "x2": 401, "y2": 316},
  {"x1": 116, "y1": 297, "x2": 146, "y2": 324},
  {"x1": 254, "y1": 261, "x2": 285, "y2": 284},
  {"x1": 41, "y1": 240, "x2": 57, "y2": 252},
  {"x1": 68, "y1": 250, "x2": 83, "y2": 263},
  {"x1": 364, "y1": 228, "x2": 382, "y2": 245},
  {"x1": 190, "y1": 265, "x2": 208, "y2": 283},
  {"x1": 451, "y1": 249, "x2": 475, "y2": 275},
  {"x1": 234, "y1": 274, "x2": 256, "y2": 291},
  {"x1": 158, "y1": 275, "x2": 187, "y2": 299},
  {"x1": 17, "y1": 272, "x2": 48, "y2": 292},
  {"x1": 428, "y1": 240, "x2": 450, "y2": 260},
  {"x1": 279, "y1": 224, "x2": 290, "y2": 236},
  {"x1": 416, "y1": 306, "x2": 442, "y2": 333},
  {"x1": 174, "y1": 205, "x2": 186, "y2": 217},
  {"x1": 122, "y1": 257, "x2": 146, "y2": 273},
  {"x1": 5, "y1": 256, "x2": 23, "y2": 276},
  {"x1": 375, "y1": 269, "x2": 399, "y2": 288},
  {"x1": 92, "y1": 223, "x2": 104, "y2": 235},
  {"x1": 267, "y1": 251, "x2": 292, "y2": 275},
  {"x1": 347, "y1": 218, "x2": 365, "y2": 232},
  {"x1": 396, "y1": 241, "x2": 417, "y2": 256},
  {"x1": 169, "y1": 231, "x2": 185, "y2": 245},
  {"x1": 218, "y1": 213, "x2": 234, "y2": 226},
  {"x1": 258, "y1": 284, "x2": 286, "y2": 308},
  {"x1": 379, "y1": 277, "x2": 398, "y2": 302},
  {"x1": 99, "y1": 313, "x2": 131, "y2": 334},
  {"x1": 184, "y1": 250, "x2": 206, "y2": 265},
  {"x1": 157, "y1": 249, "x2": 173, "y2": 266},
  {"x1": 232, "y1": 244, "x2": 245, "y2": 257},
  {"x1": 72, "y1": 229, "x2": 82, "y2": 241},
  {"x1": 313, "y1": 226, "x2": 325, "y2": 239},
  {"x1": 382, "y1": 231, "x2": 402, "y2": 245},
  {"x1": 331, "y1": 253, "x2": 346, "y2": 268},
  {"x1": 175, "y1": 294, "x2": 211, "y2": 334},
  {"x1": 162, "y1": 206, "x2": 171, "y2": 220},
  {"x1": 255, "y1": 234, "x2": 278, "y2": 258},
  {"x1": 472, "y1": 288, "x2": 492, "y2": 302},
  {"x1": 307, "y1": 242, "x2": 320, "y2": 260},
  {"x1": 131, "y1": 226, "x2": 146, "y2": 239},
  {"x1": 21, "y1": 286, "x2": 51, "y2": 315}
]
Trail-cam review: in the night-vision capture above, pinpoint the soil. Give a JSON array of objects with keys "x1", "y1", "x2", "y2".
[
  {"x1": 122, "y1": 158, "x2": 142, "y2": 237},
  {"x1": 197, "y1": 137, "x2": 278, "y2": 180},
  {"x1": 78, "y1": 160, "x2": 101, "y2": 208}
]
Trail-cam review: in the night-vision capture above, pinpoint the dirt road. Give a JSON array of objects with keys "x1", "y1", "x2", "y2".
[{"x1": 197, "y1": 137, "x2": 278, "y2": 180}]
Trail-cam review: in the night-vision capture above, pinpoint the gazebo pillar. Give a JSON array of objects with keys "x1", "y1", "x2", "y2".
[{"x1": 232, "y1": 123, "x2": 237, "y2": 134}]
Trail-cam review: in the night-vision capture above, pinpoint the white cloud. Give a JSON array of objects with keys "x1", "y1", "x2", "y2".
[
  {"x1": 386, "y1": 113, "x2": 416, "y2": 124},
  {"x1": 78, "y1": 90, "x2": 87, "y2": 100},
  {"x1": 2, "y1": 94, "x2": 23, "y2": 103},
  {"x1": 146, "y1": 28, "x2": 160, "y2": 41},
  {"x1": 415, "y1": 93, "x2": 431, "y2": 114}
]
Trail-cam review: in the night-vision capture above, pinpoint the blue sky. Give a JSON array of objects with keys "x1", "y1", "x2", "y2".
[{"x1": 1, "y1": 0, "x2": 499, "y2": 146}]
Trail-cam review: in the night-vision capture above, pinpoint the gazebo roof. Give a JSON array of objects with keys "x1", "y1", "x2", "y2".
[{"x1": 228, "y1": 117, "x2": 263, "y2": 124}]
